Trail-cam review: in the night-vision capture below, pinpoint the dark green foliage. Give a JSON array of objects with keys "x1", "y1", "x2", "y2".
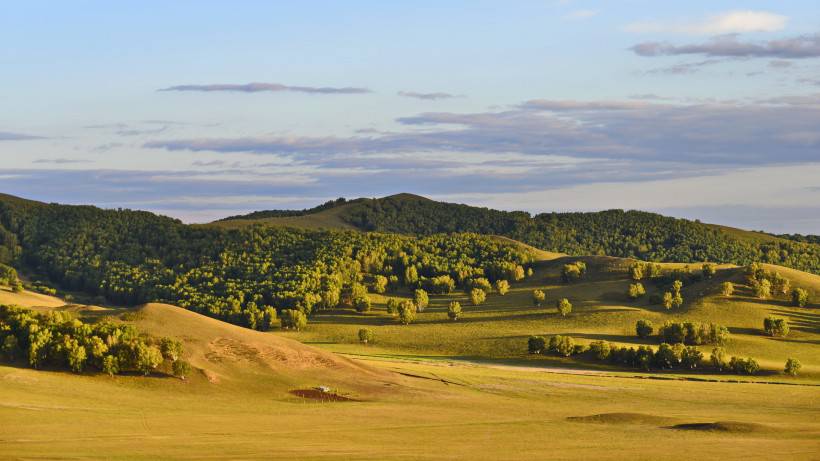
[
  {"x1": 701, "y1": 263, "x2": 716, "y2": 279},
  {"x1": 0, "y1": 304, "x2": 179, "y2": 376},
  {"x1": 353, "y1": 295, "x2": 371, "y2": 313},
  {"x1": 635, "y1": 320, "x2": 654, "y2": 339},
  {"x1": 588, "y1": 340, "x2": 611, "y2": 360},
  {"x1": 628, "y1": 283, "x2": 646, "y2": 300},
  {"x1": 281, "y1": 309, "x2": 307, "y2": 331},
  {"x1": 0, "y1": 198, "x2": 532, "y2": 330},
  {"x1": 561, "y1": 262, "x2": 585, "y2": 283},
  {"x1": 710, "y1": 347, "x2": 727, "y2": 370},
  {"x1": 763, "y1": 317, "x2": 789, "y2": 337},
  {"x1": 385, "y1": 298, "x2": 400, "y2": 315},
  {"x1": 339, "y1": 195, "x2": 820, "y2": 274},
  {"x1": 658, "y1": 321, "x2": 729, "y2": 346},
  {"x1": 218, "y1": 197, "x2": 353, "y2": 221},
  {"x1": 422, "y1": 275, "x2": 455, "y2": 294},
  {"x1": 527, "y1": 336, "x2": 546, "y2": 354}
]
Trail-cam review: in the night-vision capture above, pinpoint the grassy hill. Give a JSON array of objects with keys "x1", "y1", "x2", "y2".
[
  {"x1": 2, "y1": 284, "x2": 820, "y2": 459},
  {"x1": 214, "y1": 193, "x2": 820, "y2": 275}
]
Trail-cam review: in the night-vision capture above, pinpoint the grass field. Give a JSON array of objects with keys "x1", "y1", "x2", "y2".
[{"x1": 1, "y1": 253, "x2": 819, "y2": 459}]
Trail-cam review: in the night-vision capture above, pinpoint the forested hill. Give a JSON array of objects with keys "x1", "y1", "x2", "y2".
[
  {"x1": 0, "y1": 193, "x2": 535, "y2": 329},
  {"x1": 223, "y1": 193, "x2": 820, "y2": 274}
]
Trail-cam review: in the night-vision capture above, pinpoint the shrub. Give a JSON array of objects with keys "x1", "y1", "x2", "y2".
[
  {"x1": 710, "y1": 347, "x2": 726, "y2": 370},
  {"x1": 372, "y1": 275, "x2": 388, "y2": 294},
  {"x1": 358, "y1": 328, "x2": 374, "y2": 344},
  {"x1": 353, "y1": 295, "x2": 372, "y2": 313},
  {"x1": 172, "y1": 359, "x2": 192, "y2": 380},
  {"x1": 628, "y1": 283, "x2": 646, "y2": 300},
  {"x1": 561, "y1": 262, "x2": 585, "y2": 283},
  {"x1": 720, "y1": 281, "x2": 734, "y2": 297},
  {"x1": 791, "y1": 288, "x2": 809, "y2": 307},
  {"x1": 729, "y1": 356, "x2": 760, "y2": 375},
  {"x1": 281, "y1": 309, "x2": 308, "y2": 330},
  {"x1": 549, "y1": 335, "x2": 575, "y2": 357},
  {"x1": 386, "y1": 298, "x2": 400, "y2": 315},
  {"x1": 532, "y1": 289, "x2": 546, "y2": 307},
  {"x1": 159, "y1": 338, "x2": 183, "y2": 362},
  {"x1": 469, "y1": 277, "x2": 493, "y2": 294},
  {"x1": 630, "y1": 263, "x2": 644, "y2": 281},
  {"x1": 635, "y1": 320, "x2": 654, "y2": 339},
  {"x1": 755, "y1": 279, "x2": 771, "y2": 299},
  {"x1": 102, "y1": 355, "x2": 120, "y2": 376},
  {"x1": 447, "y1": 301, "x2": 462, "y2": 320},
  {"x1": 556, "y1": 298, "x2": 572, "y2": 317},
  {"x1": 784, "y1": 358, "x2": 801, "y2": 376},
  {"x1": 528, "y1": 336, "x2": 546, "y2": 354},
  {"x1": 398, "y1": 300, "x2": 416, "y2": 325},
  {"x1": 662, "y1": 292, "x2": 674, "y2": 309},
  {"x1": 470, "y1": 288, "x2": 486, "y2": 306},
  {"x1": 495, "y1": 280, "x2": 510, "y2": 296},
  {"x1": 588, "y1": 340, "x2": 611, "y2": 360},
  {"x1": 702, "y1": 263, "x2": 716, "y2": 279},
  {"x1": 763, "y1": 316, "x2": 789, "y2": 337},
  {"x1": 413, "y1": 289, "x2": 429, "y2": 312}
]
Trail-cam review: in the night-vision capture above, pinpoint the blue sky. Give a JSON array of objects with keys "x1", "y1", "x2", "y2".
[{"x1": 1, "y1": 1, "x2": 819, "y2": 232}]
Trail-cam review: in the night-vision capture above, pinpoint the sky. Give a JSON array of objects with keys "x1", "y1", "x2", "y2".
[{"x1": 1, "y1": 1, "x2": 819, "y2": 233}]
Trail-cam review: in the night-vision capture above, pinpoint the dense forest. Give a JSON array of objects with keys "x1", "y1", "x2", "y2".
[
  {"x1": 217, "y1": 197, "x2": 356, "y2": 221},
  {"x1": 338, "y1": 195, "x2": 820, "y2": 274},
  {"x1": 0, "y1": 195, "x2": 534, "y2": 330}
]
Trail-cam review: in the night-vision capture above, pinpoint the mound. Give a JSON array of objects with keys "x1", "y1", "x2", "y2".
[
  {"x1": 128, "y1": 303, "x2": 401, "y2": 396},
  {"x1": 567, "y1": 413, "x2": 676, "y2": 425},
  {"x1": 0, "y1": 287, "x2": 65, "y2": 309},
  {"x1": 668, "y1": 421, "x2": 773, "y2": 433}
]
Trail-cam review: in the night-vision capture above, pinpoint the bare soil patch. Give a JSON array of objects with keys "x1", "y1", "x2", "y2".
[{"x1": 289, "y1": 389, "x2": 359, "y2": 402}]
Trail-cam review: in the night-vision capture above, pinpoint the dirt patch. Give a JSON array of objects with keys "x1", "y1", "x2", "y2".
[
  {"x1": 289, "y1": 389, "x2": 359, "y2": 402},
  {"x1": 667, "y1": 421, "x2": 772, "y2": 433},
  {"x1": 568, "y1": 412, "x2": 676, "y2": 425}
]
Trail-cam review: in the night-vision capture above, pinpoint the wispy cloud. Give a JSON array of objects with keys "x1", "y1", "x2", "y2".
[
  {"x1": 398, "y1": 91, "x2": 459, "y2": 100},
  {"x1": 0, "y1": 131, "x2": 44, "y2": 141},
  {"x1": 32, "y1": 158, "x2": 90, "y2": 164},
  {"x1": 625, "y1": 10, "x2": 787, "y2": 35},
  {"x1": 632, "y1": 33, "x2": 820, "y2": 59},
  {"x1": 645, "y1": 58, "x2": 727, "y2": 75},
  {"x1": 158, "y1": 82, "x2": 372, "y2": 94}
]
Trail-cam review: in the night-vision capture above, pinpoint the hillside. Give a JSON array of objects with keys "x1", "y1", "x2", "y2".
[{"x1": 215, "y1": 193, "x2": 820, "y2": 274}]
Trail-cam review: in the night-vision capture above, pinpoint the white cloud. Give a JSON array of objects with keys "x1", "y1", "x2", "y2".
[{"x1": 625, "y1": 10, "x2": 787, "y2": 35}]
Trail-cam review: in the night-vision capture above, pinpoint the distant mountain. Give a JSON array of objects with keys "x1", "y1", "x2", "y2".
[{"x1": 217, "y1": 193, "x2": 820, "y2": 274}]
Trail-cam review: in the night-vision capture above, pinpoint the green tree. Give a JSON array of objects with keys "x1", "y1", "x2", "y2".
[
  {"x1": 135, "y1": 343, "x2": 163, "y2": 376},
  {"x1": 385, "y1": 298, "x2": 400, "y2": 315},
  {"x1": 447, "y1": 301, "x2": 462, "y2": 320},
  {"x1": 398, "y1": 300, "x2": 416, "y2": 325},
  {"x1": 470, "y1": 288, "x2": 486, "y2": 306},
  {"x1": 755, "y1": 279, "x2": 771, "y2": 299},
  {"x1": 729, "y1": 356, "x2": 760, "y2": 375},
  {"x1": 353, "y1": 295, "x2": 372, "y2": 313},
  {"x1": 662, "y1": 292, "x2": 674, "y2": 309},
  {"x1": 784, "y1": 358, "x2": 801, "y2": 376},
  {"x1": 763, "y1": 316, "x2": 789, "y2": 337},
  {"x1": 532, "y1": 289, "x2": 546, "y2": 307},
  {"x1": 281, "y1": 309, "x2": 307, "y2": 331},
  {"x1": 628, "y1": 283, "x2": 646, "y2": 300},
  {"x1": 414, "y1": 289, "x2": 429, "y2": 312},
  {"x1": 549, "y1": 335, "x2": 575, "y2": 357},
  {"x1": 720, "y1": 281, "x2": 734, "y2": 297},
  {"x1": 588, "y1": 340, "x2": 611, "y2": 360},
  {"x1": 671, "y1": 292, "x2": 683, "y2": 308},
  {"x1": 635, "y1": 320, "x2": 654, "y2": 339},
  {"x1": 495, "y1": 279, "x2": 510, "y2": 296},
  {"x1": 358, "y1": 328, "x2": 374, "y2": 344},
  {"x1": 630, "y1": 263, "x2": 644, "y2": 281},
  {"x1": 372, "y1": 275, "x2": 388, "y2": 294},
  {"x1": 556, "y1": 298, "x2": 572, "y2": 317},
  {"x1": 404, "y1": 265, "x2": 419, "y2": 286},
  {"x1": 159, "y1": 338, "x2": 183, "y2": 362},
  {"x1": 528, "y1": 336, "x2": 546, "y2": 354},
  {"x1": 791, "y1": 288, "x2": 809, "y2": 307},
  {"x1": 102, "y1": 355, "x2": 120, "y2": 376},
  {"x1": 702, "y1": 263, "x2": 716, "y2": 279},
  {"x1": 172, "y1": 359, "x2": 192, "y2": 380},
  {"x1": 710, "y1": 347, "x2": 726, "y2": 370}
]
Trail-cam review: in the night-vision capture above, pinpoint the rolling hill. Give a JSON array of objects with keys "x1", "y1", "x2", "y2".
[{"x1": 214, "y1": 193, "x2": 820, "y2": 274}]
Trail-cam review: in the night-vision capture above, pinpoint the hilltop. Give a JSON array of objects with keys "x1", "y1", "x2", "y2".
[{"x1": 214, "y1": 193, "x2": 820, "y2": 274}]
